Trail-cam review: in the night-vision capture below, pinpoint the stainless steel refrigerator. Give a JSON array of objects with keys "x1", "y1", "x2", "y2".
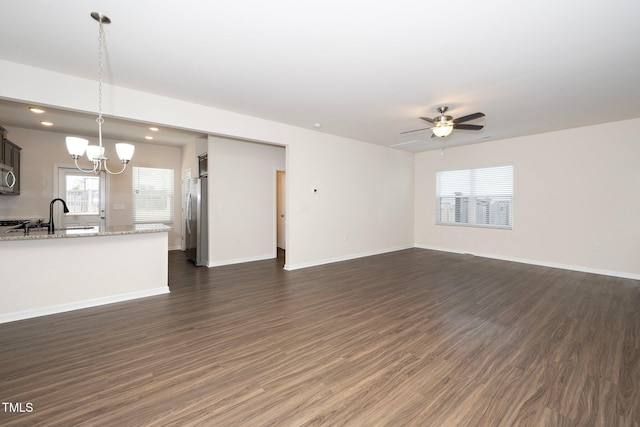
[{"x1": 186, "y1": 178, "x2": 208, "y2": 266}]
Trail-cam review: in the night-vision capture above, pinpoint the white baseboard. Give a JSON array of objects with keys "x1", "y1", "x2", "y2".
[
  {"x1": 414, "y1": 244, "x2": 640, "y2": 281},
  {"x1": 0, "y1": 287, "x2": 170, "y2": 324},
  {"x1": 208, "y1": 252, "x2": 276, "y2": 267},
  {"x1": 284, "y1": 245, "x2": 414, "y2": 271}
]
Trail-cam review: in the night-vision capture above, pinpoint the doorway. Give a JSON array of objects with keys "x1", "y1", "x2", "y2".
[
  {"x1": 56, "y1": 167, "x2": 107, "y2": 229},
  {"x1": 276, "y1": 170, "x2": 286, "y2": 250}
]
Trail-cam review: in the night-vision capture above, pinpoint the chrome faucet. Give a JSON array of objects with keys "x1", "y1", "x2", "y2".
[{"x1": 48, "y1": 198, "x2": 70, "y2": 234}]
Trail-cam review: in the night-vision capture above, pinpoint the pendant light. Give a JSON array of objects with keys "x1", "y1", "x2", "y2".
[{"x1": 66, "y1": 12, "x2": 134, "y2": 175}]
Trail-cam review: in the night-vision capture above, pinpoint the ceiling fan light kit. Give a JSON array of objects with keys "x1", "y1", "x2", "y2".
[
  {"x1": 402, "y1": 106, "x2": 485, "y2": 139},
  {"x1": 432, "y1": 112, "x2": 454, "y2": 137},
  {"x1": 432, "y1": 125, "x2": 453, "y2": 137}
]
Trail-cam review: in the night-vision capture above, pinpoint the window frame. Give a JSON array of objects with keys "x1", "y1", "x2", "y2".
[
  {"x1": 435, "y1": 164, "x2": 514, "y2": 230},
  {"x1": 132, "y1": 166, "x2": 175, "y2": 224}
]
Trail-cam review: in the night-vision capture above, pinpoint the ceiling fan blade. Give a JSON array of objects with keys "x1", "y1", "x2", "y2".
[
  {"x1": 419, "y1": 116, "x2": 434, "y2": 123},
  {"x1": 453, "y1": 124, "x2": 484, "y2": 131},
  {"x1": 453, "y1": 112, "x2": 485, "y2": 124},
  {"x1": 400, "y1": 127, "x2": 432, "y2": 135}
]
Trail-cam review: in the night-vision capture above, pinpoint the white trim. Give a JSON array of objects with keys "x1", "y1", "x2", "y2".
[
  {"x1": 414, "y1": 244, "x2": 640, "y2": 281},
  {"x1": 284, "y1": 245, "x2": 414, "y2": 271},
  {"x1": 208, "y1": 252, "x2": 276, "y2": 267},
  {"x1": 0, "y1": 287, "x2": 170, "y2": 324}
]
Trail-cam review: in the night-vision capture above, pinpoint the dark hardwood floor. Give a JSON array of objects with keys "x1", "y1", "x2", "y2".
[{"x1": 1, "y1": 248, "x2": 639, "y2": 426}]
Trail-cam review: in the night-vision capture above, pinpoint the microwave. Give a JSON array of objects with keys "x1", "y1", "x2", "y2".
[{"x1": 0, "y1": 163, "x2": 16, "y2": 194}]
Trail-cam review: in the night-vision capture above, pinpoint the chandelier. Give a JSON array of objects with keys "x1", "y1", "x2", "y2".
[{"x1": 66, "y1": 12, "x2": 134, "y2": 175}]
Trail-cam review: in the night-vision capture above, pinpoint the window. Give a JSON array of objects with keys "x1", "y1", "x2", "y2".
[
  {"x1": 436, "y1": 164, "x2": 513, "y2": 229},
  {"x1": 65, "y1": 174, "x2": 100, "y2": 215},
  {"x1": 132, "y1": 167, "x2": 174, "y2": 223}
]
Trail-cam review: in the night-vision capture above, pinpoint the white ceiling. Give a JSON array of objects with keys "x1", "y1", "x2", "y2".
[
  {"x1": 1, "y1": 0, "x2": 640, "y2": 152},
  {"x1": 0, "y1": 99, "x2": 205, "y2": 147}
]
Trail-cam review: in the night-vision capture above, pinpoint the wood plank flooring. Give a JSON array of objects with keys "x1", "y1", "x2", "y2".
[{"x1": 1, "y1": 248, "x2": 639, "y2": 426}]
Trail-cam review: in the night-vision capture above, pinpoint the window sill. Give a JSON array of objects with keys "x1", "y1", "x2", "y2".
[{"x1": 436, "y1": 222, "x2": 512, "y2": 230}]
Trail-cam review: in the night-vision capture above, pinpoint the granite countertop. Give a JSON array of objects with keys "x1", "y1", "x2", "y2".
[{"x1": 0, "y1": 223, "x2": 172, "y2": 242}]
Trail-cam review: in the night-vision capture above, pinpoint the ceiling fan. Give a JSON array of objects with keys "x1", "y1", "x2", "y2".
[{"x1": 401, "y1": 106, "x2": 485, "y2": 138}]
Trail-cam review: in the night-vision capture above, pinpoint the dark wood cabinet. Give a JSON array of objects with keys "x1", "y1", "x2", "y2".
[
  {"x1": 0, "y1": 125, "x2": 22, "y2": 195},
  {"x1": 4, "y1": 140, "x2": 21, "y2": 194},
  {"x1": 0, "y1": 125, "x2": 5, "y2": 164}
]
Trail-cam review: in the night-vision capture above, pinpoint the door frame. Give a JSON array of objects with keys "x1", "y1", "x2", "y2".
[
  {"x1": 54, "y1": 166, "x2": 107, "y2": 229},
  {"x1": 275, "y1": 168, "x2": 286, "y2": 252}
]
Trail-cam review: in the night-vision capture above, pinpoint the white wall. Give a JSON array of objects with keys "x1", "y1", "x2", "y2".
[
  {"x1": 0, "y1": 126, "x2": 184, "y2": 249},
  {"x1": 208, "y1": 136, "x2": 285, "y2": 266},
  {"x1": 180, "y1": 138, "x2": 197, "y2": 179},
  {"x1": 286, "y1": 135, "x2": 414, "y2": 269},
  {"x1": 414, "y1": 118, "x2": 640, "y2": 279},
  {"x1": 0, "y1": 61, "x2": 415, "y2": 268},
  {"x1": 205, "y1": 133, "x2": 414, "y2": 269}
]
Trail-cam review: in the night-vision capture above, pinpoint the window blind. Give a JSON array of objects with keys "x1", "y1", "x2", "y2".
[
  {"x1": 436, "y1": 165, "x2": 513, "y2": 229},
  {"x1": 132, "y1": 167, "x2": 174, "y2": 223}
]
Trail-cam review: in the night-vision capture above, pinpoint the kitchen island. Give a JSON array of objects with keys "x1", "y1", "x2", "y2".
[{"x1": 0, "y1": 224, "x2": 171, "y2": 323}]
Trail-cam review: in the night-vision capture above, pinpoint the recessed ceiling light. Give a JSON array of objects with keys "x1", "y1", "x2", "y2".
[
  {"x1": 149, "y1": 127, "x2": 159, "y2": 132},
  {"x1": 29, "y1": 107, "x2": 46, "y2": 114},
  {"x1": 40, "y1": 121, "x2": 53, "y2": 127},
  {"x1": 145, "y1": 136, "x2": 154, "y2": 140}
]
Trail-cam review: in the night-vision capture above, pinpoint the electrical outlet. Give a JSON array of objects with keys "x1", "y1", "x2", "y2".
[{"x1": 595, "y1": 243, "x2": 601, "y2": 251}]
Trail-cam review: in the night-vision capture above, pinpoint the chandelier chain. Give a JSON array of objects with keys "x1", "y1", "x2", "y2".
[{"x1": 97, "y1": 17, "x2": 105, "y2": 129}]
